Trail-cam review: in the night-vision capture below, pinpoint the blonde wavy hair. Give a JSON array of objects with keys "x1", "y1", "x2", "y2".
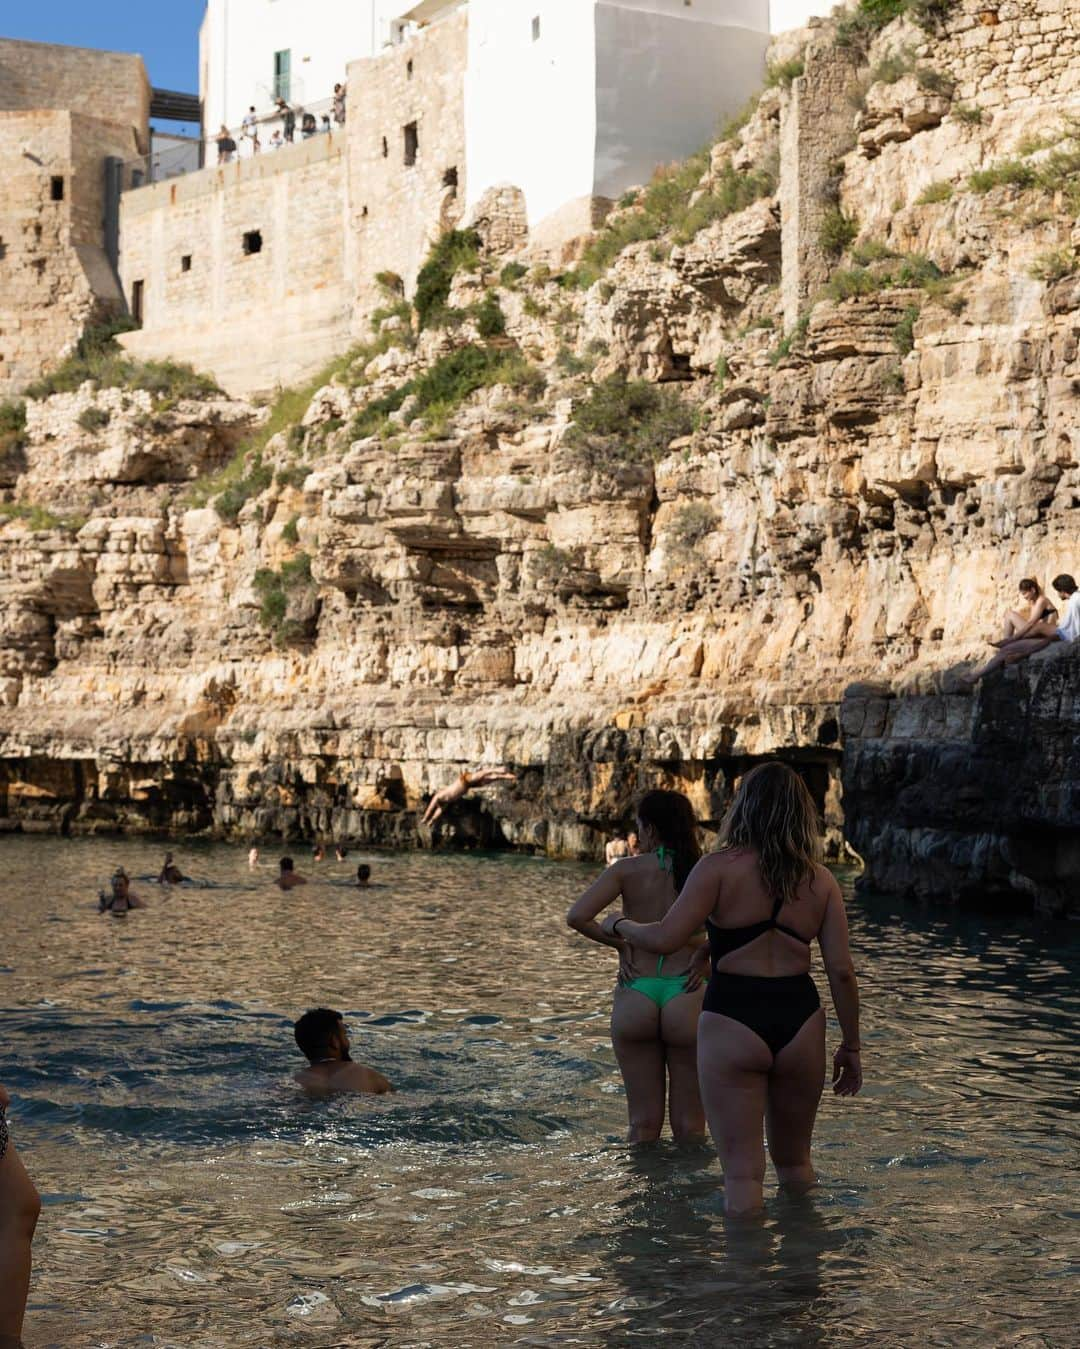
[{"x1": 717, "y1": 763, "x2": 822, "y2": 903}]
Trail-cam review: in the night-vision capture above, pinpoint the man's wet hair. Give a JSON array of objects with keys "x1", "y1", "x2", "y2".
[
  {"x1": 294, "y1": 1008, "x2": 343, "y2": 1061},
  {"x1": 357, "y1": 864, "x2": 371, "y2": 882},
  {"x1": 280, "y1": 856, "x2": 294, "y2": 872},
  {"x1": 1052, "y1": 573, "x2": 1077, "y2": 594}
]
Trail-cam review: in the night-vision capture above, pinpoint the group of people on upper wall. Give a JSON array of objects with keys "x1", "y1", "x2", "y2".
[{"x1": 215, "y1": 82, "x2": 348, "y2": 162}]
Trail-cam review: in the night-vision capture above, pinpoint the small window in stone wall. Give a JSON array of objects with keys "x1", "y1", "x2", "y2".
[
  {"x1": 407, "y1": 59, "x2": 414, "y2": 78},
  {"x1": 382, "y1": 135, "x2": 389, "y2": 159},
  {"x1": 443, "y1": 166, "x2": 458, "y2": 190},
  {"x1": 404, "y1": 122, "x2": 419, "y2": 167},
  {"x1": 0, "y1": 238, "x2": 6, "y2": 261},
  {"x1": 50, "y1": 176, "x2": 64, "y2": 201},
  {"x1": 181, "y1": 254, "x2": 192, "y2": 273},
  {"x1": 243, "y1": 230, "x2": 263, "y2": 255},
  {"x1": 532, "y1": 15, "x2": 540, "y2": 40},
  {"x1": 132, "y1": 279, "x2": 144, "y2": 325}
]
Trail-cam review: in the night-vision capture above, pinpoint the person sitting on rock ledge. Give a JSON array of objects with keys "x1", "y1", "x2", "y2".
[
  {"x1": 275, "y1": 857, "x2": 307, "y2": 891},
  {"x1": 421, "y1": 766, "x2": 517, "y2": 826},
  {"x1": 995, "y1": 576, "x2": 1058, "y2": 645},
  {"x1": 293, "y1": 1008, "x2": 392, "y2": 1098},
  {"x1": 965, "y1": 573, "x2": 1080, "y2": 683}
]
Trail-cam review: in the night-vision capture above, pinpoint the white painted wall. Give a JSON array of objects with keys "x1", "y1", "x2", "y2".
[
  {"x1": 464, "y1": 0, "x2": 770, "y2": 231},
  {"x1": 770, "y1": 0, "x2": 837, "y2": 33},
  {"x1": 594, "y1": 0, "x2": 769, "y2": 201},
  {"x1": 464, "y1": 0, "x2": 598, "y2": 230},
  {"x1": 201, "y1": 0, "x2": 408, "y2": 135}
]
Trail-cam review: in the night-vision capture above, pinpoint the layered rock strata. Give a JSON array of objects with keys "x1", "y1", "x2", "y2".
[{"x1": 1, "y1": 1, "x2": 1078, "y2": 912}]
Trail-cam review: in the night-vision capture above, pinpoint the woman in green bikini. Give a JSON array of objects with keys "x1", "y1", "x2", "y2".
[{"x1": 567, "y1": 790, "x2": 709, "y2": 1143}]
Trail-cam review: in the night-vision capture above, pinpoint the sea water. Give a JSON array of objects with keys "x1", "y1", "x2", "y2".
[{"x1": 2, "y1": 835, "x2": 1077, "y2": 1346}]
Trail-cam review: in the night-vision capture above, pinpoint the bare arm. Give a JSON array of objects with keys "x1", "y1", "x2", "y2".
[
  {"x1": 1012, "y1": 594, "x2": 1056, "y2": 640},
  {"x1": 566, "y1": 863, "x2": 631, "y2": 953},
  {"x1": 817, "y1": 873, "x2": 862, "y2": 1096},
  {"x1": 601, "y1": 855, "x2": 720, "y2": 954},
  {"x1": 128, "y1": 891, "x2": 148, "y2": 909}
]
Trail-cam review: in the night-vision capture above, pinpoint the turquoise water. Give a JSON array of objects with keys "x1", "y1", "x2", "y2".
[{"x1": 3, "y1": 836, "x2": 1078, "y2": 1347}]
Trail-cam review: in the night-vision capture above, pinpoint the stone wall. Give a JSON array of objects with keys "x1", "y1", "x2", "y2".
[
  {"x1": 118, "y1": 135, "x2": 351, "y2": 397},
  {"x1": 0, "y1": 110, "x2": 135, "y2": 396},
  {"x1": 0, "y1": 37, "x2": 150, "y2": 153},
  {"x1": 346, "y1": 8, "x2": 468, "y2": 323}
]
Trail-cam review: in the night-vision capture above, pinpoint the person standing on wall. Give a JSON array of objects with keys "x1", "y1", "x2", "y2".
[
  {"x1": 216, "y1": 125, "x2": 236, "y2": 164},
  {"x1": 242, "y1": 106, "x2": 260, "y2": 155},
  {"x1": 601, "y1": 763, "x2": 863, "y2": 1215},
  {"x1": 333, "y1": 82, "x2": 347, "y2": 126},
  {"x1": 276, "y1": 97, "x2": 295, "y2": 143}
]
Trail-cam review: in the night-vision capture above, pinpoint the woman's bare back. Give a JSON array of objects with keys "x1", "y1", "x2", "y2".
[{"x1": 614, "y1": 854, "x2": 699, "y2": 976}]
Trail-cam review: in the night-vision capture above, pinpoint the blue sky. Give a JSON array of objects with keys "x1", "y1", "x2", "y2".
[{"x1": 5, "y1": 1, "x2": 205, "y2": 131}]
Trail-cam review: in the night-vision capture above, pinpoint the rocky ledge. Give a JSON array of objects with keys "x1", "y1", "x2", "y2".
[{"x1": 842, "y1": 641, "x2": 1079, "y2": 916}]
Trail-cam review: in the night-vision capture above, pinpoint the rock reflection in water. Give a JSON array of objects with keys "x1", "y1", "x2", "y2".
[{"x1": 1, "y1": 835, "x2": 1077, "y2": 1346}]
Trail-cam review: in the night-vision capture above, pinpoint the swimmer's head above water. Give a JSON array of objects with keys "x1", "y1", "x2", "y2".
[{"x1": 294, "y1": 1007, "x2": 352, "y2": 1064}]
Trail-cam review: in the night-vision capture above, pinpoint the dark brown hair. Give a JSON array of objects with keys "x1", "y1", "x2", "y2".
[
  {"x1": 1052, "y1": 573, "x2": 1077, "y2": 594},
  {"x1": 636, "y1": 790, "x2": 701, "y2": 890},
  {"x1": 1018, "y1": 578, "x2": 1039, "y2": 596},
  {"x1": 718, "y1": 763, "x2": 822, "y2": 903}
]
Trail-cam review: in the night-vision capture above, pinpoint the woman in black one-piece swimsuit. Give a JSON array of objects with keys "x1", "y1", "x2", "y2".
[{"x1": 603, "y1": 763, "x2": 863, "y2": 1215}]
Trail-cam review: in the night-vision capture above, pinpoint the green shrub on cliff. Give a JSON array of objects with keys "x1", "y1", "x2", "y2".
[
  {"x1": 0, "y1": 400, "x2": 27, "y2": 453},
  {"x1": 892, "y1": 305, "x2": 920, "y2": 355},
  {"x1": 0, "y1": 501, "x2": 85, "y2": 533},
  {"x1": 1028, "y1": 249, "x2": 1079, "y2": 283},
  {"x1": 916, "y1": 180, "x2": 953, "y2": 205},
  {"x1": 253, "y1": 551, "x2": 315, "y2": 643},
  {"x1": 414, "y1": 229, "x2": 482, "y2": 330},
  {"x1": 668, "y1": 502, "x2": 715, "y2": 557},
  {"x1": 766, "y1": 57, "x2": 804, "y2": 89},
  {"x1": 819, "y1": 208, "x2": 859, "y2": 257},
  {"x1": 77, "y1": 406, "x2": 111, "y2": 433},
  {"x1": 24, "y1": 318, "x2": 220, "y2": 403},
  {"x1": 351, "y1": 343, "x2": 544, "y2": 440},
  {"x1": 564, "y1": 375, "x2": 697, "y2": 466}
]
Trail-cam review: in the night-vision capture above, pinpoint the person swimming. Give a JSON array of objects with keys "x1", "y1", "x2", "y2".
[
  {"x1": 98, "y1": 869, "x2": 147, "y2": 914},
  {"x1": 567, "y1": 790, "x2": 709, "y2": 1144},
  {"x1": 275, "y1": 857, "x2": 307, "y2": 891},
  {"x1": 602, "y1": 763, "x2": 863, "y2": 1216},
  {"x1": 356, "y1": 864, "x2": 372, "y2": 889},
  {"x1": 157, "y1": 852, "x2": 187, "y2": 885},
  {"x1": 292, "y1": 1008, "x2": 392, "y2": 1097},
  {"x1": 248, "y1": 846, "x2": 259, "y2": 869},
  {"x1": 335, "y1": 845, "x2": 349, "y2": 861},
  {"x1": 312, "y1": 844, "x2": 325, "y2": 863}
]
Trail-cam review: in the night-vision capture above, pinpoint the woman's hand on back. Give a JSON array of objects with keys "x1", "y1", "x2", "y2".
[
  {"x1": 683, "y1": 943, "x2": 711, "y2": 993},
  {"x1": 832, "y1": 1046, "x2": 862, "y2": 1096},
  {"x1": 616, "y1": 941, "x2": 639, "y2": 986}
]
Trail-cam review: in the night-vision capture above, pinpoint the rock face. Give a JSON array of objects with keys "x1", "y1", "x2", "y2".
[
  {"x1": 0, "y1": 1, "x2": 1078, "y2": 913},
  {"x1": 842, "y1": 643, "x2": 1080, "y2": 916}
]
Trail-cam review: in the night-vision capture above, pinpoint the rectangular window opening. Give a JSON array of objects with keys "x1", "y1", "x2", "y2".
[
  {"x1": 442, "y1": 166, "x2": 458, "y2": 189},
  {"x1": 532, "y1": 15, "x2": 541, "y2": 41},
  {"x1": 243, "y1": 230, "x2": 263, "y2": 255},
  {"x1": 403, "y1": 121, "x2": 418, "y2": 167},
  {"x1": 50, "y1": 175, "x2": 64, "y2": 201},
  {"x1": 131, "y1": 279, "x2": 144, "y2": 326},
  {"x1": 407, "y1": 59, "x2": 414, "y2": 78},
  {"x1": 382, "y1": 135, "x2": 389, "y2": 159},
  {"x1": 0, "y1": 238, "x2": 6, "y2": 261},
  {"x1": 273, "y1": 49, "x2": 291, "y2": 101},
  {"x1": 181, "y1": 254, "x2": 192, "y2": 273}
]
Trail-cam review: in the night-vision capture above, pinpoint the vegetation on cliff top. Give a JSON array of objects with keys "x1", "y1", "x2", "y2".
[
  {"x1": 564, "y1": 375, "x2": 698, "y2": 468},
  {"x1": 23, "y1": 318, "x2": 221, "y2": 404}
]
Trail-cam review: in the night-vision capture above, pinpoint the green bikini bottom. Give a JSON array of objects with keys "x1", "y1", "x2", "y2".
[{"x1": 625, "y1": 957, "x2": 690, "y2": 1009}]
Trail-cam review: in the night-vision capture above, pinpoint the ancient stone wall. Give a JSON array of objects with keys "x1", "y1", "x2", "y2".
[
  {"x1": 118, "y1": 135, "x2": 351, "y2": 397},
  {"x1": 345, "y1": 8, "x2": 468, "y2": 323},
  {"x1": 0, "y1": 37, "x2": 150, "y2": 152},
  {"x1": 0, "y1": 110, "x2": 134, "y2": 396}
]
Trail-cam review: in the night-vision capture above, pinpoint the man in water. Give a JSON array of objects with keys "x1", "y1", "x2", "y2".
[
  {"x1": 421, "y1": 765, "x2": 516, "y2": 826},
  {"x1": 157, "y1": 852, "x2": 186, "y2": 885},
  {"x1": 293, "y1": 1008, "x2": 392, "y2": 1097},
  {"x1": 966, "y1": 573, "x2": 1080, "y2": 681},
  {"x1": 356, "y1": 863, "x2": 371, "y2": 888},
  {"x1": 605, "y1": 832, "x2": 629, "y2": 865},
  {"x1": 275, "y1": 857, "x2": 307, "y2": 890},
  {"x1": 248, "y1": 846, "x2": 259, "y2": 869},
  {"x1": 627, "y1": 832, "x2": 641, "y2": 857},
  {"x1": 335, "y1": 844, "x2": 348, "y2": 861}
]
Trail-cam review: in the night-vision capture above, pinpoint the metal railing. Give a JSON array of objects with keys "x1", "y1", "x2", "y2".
[{"x1": 120, "y1": 93, "x2": 345, "y2": 192}]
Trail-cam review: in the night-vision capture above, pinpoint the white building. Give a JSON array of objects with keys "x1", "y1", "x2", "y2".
[
  {"x1": 199, "y1": 0, "x2": 412, "y2": 135},
  {"x1": 201, "y1": 0, "x2": 830, "y2": 141},
  {"x1": 464, "y1": 0, "x2": 772, "y2": 237}
]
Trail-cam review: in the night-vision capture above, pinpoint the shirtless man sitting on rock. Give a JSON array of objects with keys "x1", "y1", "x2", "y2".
[
  {"x1": 293, "y1": 1008, "x2": 392, "y2": 1097},
  {"x1": 421, "y1": 766, "x2": 516, "y2": 826}
]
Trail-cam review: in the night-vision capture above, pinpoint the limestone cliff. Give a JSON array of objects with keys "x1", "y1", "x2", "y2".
[{"x1": 1, "y1": 0, "x2": 1078, "y2": 911}]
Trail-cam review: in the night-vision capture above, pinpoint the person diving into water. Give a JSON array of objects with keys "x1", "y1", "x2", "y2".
[{"x1": 421, "y1": 766, "x2": 517, "y2": 826}]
